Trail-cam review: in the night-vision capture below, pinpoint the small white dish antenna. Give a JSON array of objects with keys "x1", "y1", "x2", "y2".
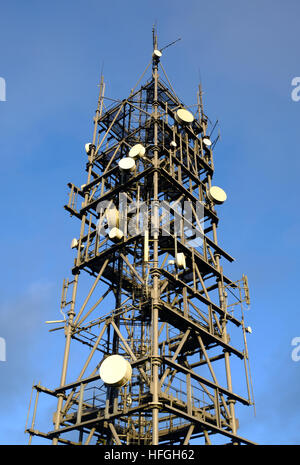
[
  {"x1": 202, "y1": 137, "x2": 212, "y2": 147},
  {"x1": 70, "y1": 238, "x2": 84, "y2": 250},
  {"x1": 175, "y1": 109, "x2": 194, "y2": 125},
  {"x1": 207, "y1": 186, "x2": 227, "y2": 205},
  {"x1": 109, "y1": 227, "x2": 124, "y2": 241},
  {"x1": 118, "y1": 158, "x2": 136, "y2": 171},
  {"x1": 85, "y1": 143, "x2": 93, "y2": 154},
  {"x1": 129, "y1": 144, "x2": 145, "y2": 158},
  {"x1": 153, "y1": 49, "x2": 162, "y2": 58},
  {"x1": 176, "y1": 252, "x2": 186, "y2": 269},
  {"x1": 106, "y1": 208, "x2": 119, "y2": 229},
  {"x1": 99, "y1": 354, "x2": 132, "y2": 387},
  {"x1": 70, "y1": 238, "x2": 78, "y2": 249}
]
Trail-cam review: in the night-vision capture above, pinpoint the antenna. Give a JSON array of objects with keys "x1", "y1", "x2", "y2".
[
  {"x1": 209, "y1": 119, "x2": 219, "y2": 138},
  {"x1": 212, "y1": 129, "x2": 221, "y2": 150},
  {"x1": 197, "y1": 82, "x2": 204, "y2": 123},
  {"x1": 152, "y1": 23, "x2": 158, "y2": 50},
  {"x1": 160, "y1": 37, "x2": 181, "y2": 52}
]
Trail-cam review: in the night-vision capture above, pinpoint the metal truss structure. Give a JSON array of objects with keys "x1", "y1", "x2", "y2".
[{"x1": 26, "y1": 32, "x2": 255, "y2": 446}]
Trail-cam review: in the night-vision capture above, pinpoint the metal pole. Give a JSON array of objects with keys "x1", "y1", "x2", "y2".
[
  {"x1": 212, "y1": 221, "x2": 237, "y2": 438},
  {"x1": 151, "y1": 29, "x2": 161, "y2": 445},
  {"x1": 52, "y1": 273, "x2": 79, "y2": 444}
]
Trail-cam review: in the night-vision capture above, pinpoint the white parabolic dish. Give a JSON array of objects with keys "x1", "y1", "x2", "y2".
[
  {"x1": 70, "y1": 238, "x2": 78, "y2": 249},
  {"x1": 176, "y1": 252, "x2": 186, "y2": 269},
  {"x1": 85, "y1": 143, "x2": 92, "y2": 154},
  {"x1": 153, "y1": 49, "x2": 162, "y2": 58},
  {"x1": 129, "y1": 144, "x2": 145, "y2": 158},
  {"x1": 176, "y1": 109, "x2": 194, "y2": 124},
  {"x1": 208, "y1": 186, "x2": 227, "y2": 204},
  {"x1": 109, "y1": 227, "x2": 124, "y2": 241},
  {"x1": 100, "y1": 355, "x2": 132, "y2": 387},
  {"x1": 202, "y1": 137, "x2": 212, "y2": 147},
  {"x1": 118, "y1": 157, "x2": 136, "y2": 171},
  {"x1": 106, "y1": 208, "x2": 119, "y2": 229}
]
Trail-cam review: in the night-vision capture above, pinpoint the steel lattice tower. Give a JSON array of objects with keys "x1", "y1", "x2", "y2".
[{"x1": 26, "y1": 32, "x2": 255, "y2": 446}]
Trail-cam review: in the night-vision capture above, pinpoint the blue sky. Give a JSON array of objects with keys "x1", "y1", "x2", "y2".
[{"x1": 0, "y1": 0, "x2": 300, "y2": 445}]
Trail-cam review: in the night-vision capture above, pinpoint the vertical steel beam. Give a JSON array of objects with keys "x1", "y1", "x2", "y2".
[
  {"x1": 52, "y1": 273, "x2": 79, "y2": 444},
  {"x1": 151, "y1": 29, "x2": 161, "y2": 446}
]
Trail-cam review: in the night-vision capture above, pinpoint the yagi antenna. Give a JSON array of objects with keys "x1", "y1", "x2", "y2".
[
  {"x1": 212, "y1": 130, "x2": 221, "y2": 150},
  {"x1": 160, "y1": 37, "x2": 182, "y2": 52},
  {"x1": 209, "y1": 119, "x2": 219, "y2": 138}
]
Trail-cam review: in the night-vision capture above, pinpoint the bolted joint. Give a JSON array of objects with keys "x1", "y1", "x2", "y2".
[
  {"x1": 222, "y1": 346, "x2": 231, "y2": 355},
  {"x1": 151, "y1": 356, "x2": 162, "y2": 367},
  {"x1": 148, "y1": 401, "x2": 163, "y2": 409},
  {"x1": 150, "y1": 269, "x2": 161, "y2": 278},
  {"x1": 67, "y1": 308, "x2": 75, "y2": 318},
  {"x1": 151, "y1": 144, "x2": 161, "y2": 153}
]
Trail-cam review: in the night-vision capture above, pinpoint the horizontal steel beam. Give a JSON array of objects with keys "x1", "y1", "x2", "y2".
[{"x1": 163, "y1": 357, "x2": 250, "y2": 406}]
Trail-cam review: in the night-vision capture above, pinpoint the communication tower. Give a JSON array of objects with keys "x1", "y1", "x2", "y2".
[{"x1": 26, "y1": 31, "x2": 255, "y2": 445}]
